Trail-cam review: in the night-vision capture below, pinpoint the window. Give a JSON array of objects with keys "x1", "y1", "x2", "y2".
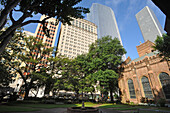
[
  {"x1": 91, "y1": 26, "x2": 93, "y2": 32},
  {"x1": 128, "y1": 79, "x2": 136, "y2": 98},
  {"x1": 159, "y1": 72, "x2": 170, "y2": 99},
  {"x1": 88, "y1": 25, "x2": 90, "y2": 31},
  {"x1": 82, "y1": 23, "x2": 84, "y2": 29},
  {"x1": 65, "y1": 46, "x2": 68, "y2": 49},
  {"x1": 76, "y1": 20, "x2": 78, "y2": 27},
  {"x1": 64, "y1": 50, "x2": 68, "y2": 53},
  {"x1": 141, "y1": 76, "x2": 153, "y2": 99},
  {"x1": 72, "y1": 20, "x2": 74, "y2": 26},
  {"x1": 79, "y1": 22, "x2": 81, "y2": 28}
]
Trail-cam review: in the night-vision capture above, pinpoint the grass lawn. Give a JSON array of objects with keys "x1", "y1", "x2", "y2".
[
  {"x1": 16, "y1": 103, "x2": 76, "y2": 108},
  {"x1": 76, "y1": 102, "x2": 98, "y2": 107},
  {"x1": 98, "y1": 103, "x2": 170, "y2": 111},
  {"x1": 98, "y1": 103, "x2": 129, "y2": 108},
  {"x1": 0, "y1": 102, "x2": 96, "y2": 112},
  {"x1": 1, "y1": 102, "x2": 170, "y2": 112},
  {"x1": 0, "y1": 105, "x2": 40, "y2": 112}
]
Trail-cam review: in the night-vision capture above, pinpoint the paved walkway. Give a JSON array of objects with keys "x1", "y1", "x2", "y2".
[{"x1": 6, "y1": 108, "x2": 134, "y2": 113}]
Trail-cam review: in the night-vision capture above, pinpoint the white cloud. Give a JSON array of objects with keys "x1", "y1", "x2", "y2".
[
  {"x1": 105, "y1": 0, "x2": 125, "y2": 6},
  {"x1": 118, "y1": 0, "x2": 140, "y2": 30}
]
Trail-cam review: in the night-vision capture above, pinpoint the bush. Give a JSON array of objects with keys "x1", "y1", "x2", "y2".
[
  {"x1": 126, "y1": 100, "x2": 130, "y2": 104},
  {"x1": 140, "y1": 97, "x2": 148, "y2": 103},
  {"x1": 157, "y1": 98, "x2": 166, "y2": 107},
  {"x1": 130, "y1": 102, "x2": 134, "y2": 105}
]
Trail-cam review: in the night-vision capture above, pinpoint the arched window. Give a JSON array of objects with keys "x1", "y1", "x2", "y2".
[
  {"x1": 159, "y1": 72, "x2": 170, "y2": 99},
  {"x1": 128, "y1": 79, "x2": 136, "y2": 98},
  {"x1": 141, "y1": 76, "x2": 153, "y2": 99}
]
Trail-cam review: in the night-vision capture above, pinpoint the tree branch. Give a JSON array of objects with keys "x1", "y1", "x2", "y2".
[
  {"x1": 9, "y1": 9, "x2": 16, "y2": 23},
  {"x1": 20, "y1": 20, "x2": 43, "y2": 27},
  {"x1": 0, "y1": 11, "x2": 33, "y2": 43},
  {"x1": 0, "y1": 18, "x2": 7, "y2": 30},
  {"x1": 0, "y1": 30, "x2": 15, "y2": 54},
  {"x1": 0, "y1": 0, "x2": 21, "y2": 29}
]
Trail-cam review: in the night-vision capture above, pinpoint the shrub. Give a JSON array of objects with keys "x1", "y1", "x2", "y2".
[
  {"x1": 157, "y1": 98, "x2": 166, "y2": 107},
  {"x1": 130, "y1": 102, "x2": 134, "y2": 105}
]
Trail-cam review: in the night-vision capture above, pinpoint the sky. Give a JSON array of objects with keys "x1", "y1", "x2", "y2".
[{"x1": 20, "y1": 0, "x2": 166, "y2": 60}]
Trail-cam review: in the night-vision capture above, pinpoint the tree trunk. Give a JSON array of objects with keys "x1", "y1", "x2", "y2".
[
  {"x1": 44, "y1": 86, "x2": 50, "y2": 95},
  {"x1": 0, "y1": 30, "x2": 15, "y2": 54},
  {"x1": 75, "y1": 90, "x2": 79, "y2": 100},
  {"x1": 24, "y1": 79, "x2": 33, "y2": 100},
  {"x1": 110, "y1": 89, "x2": 113, "y2": 102},
  {"x1": 91, "y1": 92, "x2": 94, "y2": 100},
  {"x1": 35, "y1": 88, "x2": 39, "y2": 98},
  {"x1": 24, "y1": 86, "x2": 30, "y2": 100}
]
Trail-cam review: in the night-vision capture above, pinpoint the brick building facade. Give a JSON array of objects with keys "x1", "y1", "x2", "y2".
[{"x1": 119, "y1": 40, "x2": 170, "y2": 104}]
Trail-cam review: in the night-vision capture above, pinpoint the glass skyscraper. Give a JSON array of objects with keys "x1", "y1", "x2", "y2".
[
  {"x1": 136, "y1": 6, "x2": 164, "y2": 43},
  {"x1": 87, "y1": 3, "x2": 126, "y2": 60}
]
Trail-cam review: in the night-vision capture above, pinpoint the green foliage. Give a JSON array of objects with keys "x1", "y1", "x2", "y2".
[
  {"x1": 153, "y1": 34, "x2": 170, "y2": 60},
  {"x1": 88, "y1": 36, "x2": 126, "y2": 101},
  {"x1": 157, "y1": 98, "x2": 166, "y2": 107},
  {"x1": 0, "y1": 28, "x2": 24, "y2": 87},
  {"x1": 0, "y1": 0, "x2": 89, "y2": 54},
  {"x1": 0, "y1": 63, "x2": 13, "y2": 87}
]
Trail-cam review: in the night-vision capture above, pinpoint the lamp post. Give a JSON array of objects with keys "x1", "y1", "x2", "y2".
[{"x1": 81, "y1": 74, "x2": 85, "y2": 109}]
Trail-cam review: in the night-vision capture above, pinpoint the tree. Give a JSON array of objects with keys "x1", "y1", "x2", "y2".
[
  {"x1": 0, "y1": 63, "x2": 13, "y2": 87},
  {"x1": 153, "y1": 34, "x2": 170, "y2": 69},
  {"x1": 0, "y1": 0, "x2": 89, "y2": 54},
  {"x1": 1, "y1": 33, "x2": 54, "y2": 99},
  {"x1": 88, "y1": 36, "x2": 126, "y2": 102},
  {"x1": 0, "y1": 28, "x2": 24, "y2": 87},
  {"x1": 18, "y1": 36, "x2": 54, "y2": 99},
  {"x1": 153, "y1": 34, "x2": 170, "y2": 60}
]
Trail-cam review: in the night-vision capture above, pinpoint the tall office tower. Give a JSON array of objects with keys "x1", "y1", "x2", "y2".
[
  {"x1": 87, "y1": 3, "x2": 126, "y2": 60},
  {"x1": 87, "y1": 3, "x2": 122, "y2": 42},
  {"x1": 57, "y1": 18, "x2": 97, "y2": 58},
  {"x1": 136, "y1": 6, "x2": 164, "y2": 43},
  {"x1": 34, "y1": 15, "x2": 59, "y2": 48}
]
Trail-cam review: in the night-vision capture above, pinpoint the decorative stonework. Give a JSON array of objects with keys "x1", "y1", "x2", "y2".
[{"x1": 119, "y1": 41, "x2": 170, "y2": 104}]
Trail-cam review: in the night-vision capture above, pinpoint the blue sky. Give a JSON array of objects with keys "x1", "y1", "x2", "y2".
[{"x1": 15, "y1": 0, "x2": 166, "y2": 60}]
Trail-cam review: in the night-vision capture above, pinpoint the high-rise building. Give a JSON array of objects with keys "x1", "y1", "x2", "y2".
[
  {"x1": 87, "y1": 3, "x2": 126, "y2": 60},
  {"x1": 57, "y1": 18, "x2": 97, "y2": 58},
  {"x1": 34, "y1": 15, "x2": 59, "y2": 48},
  {"x1": 87, "y1": 3, "x2": 122, "y2": 42},
  {"x1": 136, "y1": 6, "x2": 164, "y2": 43}
]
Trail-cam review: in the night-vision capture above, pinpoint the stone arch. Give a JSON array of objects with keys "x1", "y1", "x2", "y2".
[
  {"x1": 127, "y1": 79, "x2": 136, "y2": 99},
  {"x1": 141, "y1": 76, "x2": 153, "y2": 99},
  {"x1": 159, "y1": 72, "x2": 170, "y2": 99}
]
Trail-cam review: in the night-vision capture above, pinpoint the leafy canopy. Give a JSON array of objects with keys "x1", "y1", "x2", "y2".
[
  {"x1": 0, "y1": 0, "x2": 89, "y2": 54},
  {"x1": 153, "y1": 34, "x2": 170, "y2": 60}
]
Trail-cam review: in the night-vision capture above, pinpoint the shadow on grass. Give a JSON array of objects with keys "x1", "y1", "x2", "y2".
[
  {"x1": 0, "y1": 102, "x2": 97, "y2": 112},
  {"x1": 0, "y1": 105, "x2": 40, "y2": 112},
  {"x1": 16, "y1": 103, "x2": 77, "y2": 108}
]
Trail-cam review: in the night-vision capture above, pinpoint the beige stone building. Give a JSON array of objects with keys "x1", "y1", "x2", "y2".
[
  {"x1": 119, "y1": 40, "x2": 170, "y2": 104},
  {"x1": 57, "y1": 18, "x2": 97, "y2": 58}
]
